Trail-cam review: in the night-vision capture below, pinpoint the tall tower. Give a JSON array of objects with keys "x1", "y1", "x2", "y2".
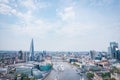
[
  {"x1": 110, "y1": 42, "x2": 118, "y2": 59},
  {"x1": 30, "y1": 38, "x2": 34, "y2": 61}
]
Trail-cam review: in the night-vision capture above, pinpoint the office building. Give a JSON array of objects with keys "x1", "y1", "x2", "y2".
[
  {"x1": 18, "y1": 50, "x2": 23, "y2": 60},
  {"x1": 110, "y1": 42, "x2": 118, "y2": 59},
  {"x1": 89, "y1": 50, "x2": 96, "y2": 60},
  {"x1": 116, "y1": 50, "x2": 120, "y2": 61}
]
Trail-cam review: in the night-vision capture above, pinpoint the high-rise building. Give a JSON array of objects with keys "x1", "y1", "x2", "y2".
[
  {"x1": 116, "y1": 50, "x2": 120, "y2": 60},
  {"x1": 18, "y1": 50, "x2": 23, "y2": 60},
  {"x1": 26, "y1": 52, "x2": 29, "y2": 62},
  {"x1": 108, "y1": 47, "x2": 111, "y2": 55},
  {"x1": 107, "y1": 47, "x2": 112, "y2": 58},
  {"x1": 109, "y1": 42, "x2": 119, "y2": 59},
  {"x1": 43, "y1": 51, "x2": 46, "y2": 57},
  {"x1": 89, "y1": 50, "x2": 96, "y2": 60},
  {"x1": 29, "y1": 38, "x2": 34, "y2": 61}
]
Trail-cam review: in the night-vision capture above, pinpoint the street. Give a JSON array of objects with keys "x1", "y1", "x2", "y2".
[{"x1": 44, "y1": 61, "x2": 85, "y2": 80}]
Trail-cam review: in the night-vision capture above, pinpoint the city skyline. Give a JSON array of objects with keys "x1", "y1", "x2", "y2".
[{"x1": 0, "y1": 0, "x2": 120, "y2": 51}]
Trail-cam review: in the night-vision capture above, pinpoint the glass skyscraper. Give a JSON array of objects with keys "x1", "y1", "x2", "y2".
[
  {"x1": 110, "y1": 42, "x2": 118, "y2": 59},
  {"x1": 30, "y1": 38, "x2": 34, "y2": 61}
]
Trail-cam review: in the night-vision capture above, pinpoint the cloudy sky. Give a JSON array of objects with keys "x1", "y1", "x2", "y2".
[{"x1": 0, "y1": 0, "x2": 120, "y2": 51}]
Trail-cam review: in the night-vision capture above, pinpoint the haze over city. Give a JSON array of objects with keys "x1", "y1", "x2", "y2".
[{"x1": 0, "y1": 0, "x2": 120, "y2": 51}]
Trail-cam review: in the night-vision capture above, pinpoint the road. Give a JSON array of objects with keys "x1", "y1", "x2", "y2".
[{"x1": 44, "y1": 61, "x2": 85, "y2": 80}]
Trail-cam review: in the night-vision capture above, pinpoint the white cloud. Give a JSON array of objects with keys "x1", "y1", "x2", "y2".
[
  {"x1": 11, "y1": 9, "x2": 16, "y2": 14},
  {"x1": 19, "y1": 0, "x2": 50, "y2": 11},
  {"x1": 56, "y1": 22, "x2": 96, "y2": 38},
  {"x1": 0, "y1": 0, "x2": 9, "y2": 4},
  {"x1": 57, "y1": 6, "x2": 76, "y2": 21},
  {"x1": 0, "y1": 0, "x2": 54, "y2": 38},
  {"x1": 0, "y1": 3, "x2": 22, "y2": 17},
  {"x1": 89, "y1": 0, "x2": 114, "y2": 6},
  {"x1": 0, "y1": 0, "x2": 56, "y2": 39},
  {"x1": 10, "y1": 19, "x2": 55, "y2": 38},
  {"x1": 0, "y1": 3, "x2": 12, "y2": 15},
  {"x1": 20, "y1": 0, "x2": 36, "y2": 10}
]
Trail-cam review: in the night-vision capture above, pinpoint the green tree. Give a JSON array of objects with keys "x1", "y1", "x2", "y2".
[
  {"x1": 102, "y1": 72, "x2": 110, "y2": 78},
  {"x1": 87, "y1": 72, "x2": 94, "y2": 80},
  {"x1": 110, "y1": 78, "x2": 116, "y2": 80},
  {"x1": 30, "y1": 78, "x2": 36, "y2": 80}
]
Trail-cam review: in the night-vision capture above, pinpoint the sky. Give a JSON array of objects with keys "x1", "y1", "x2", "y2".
[{"x1": 0, "y1": 0, "x2": 120, "y2": 51}]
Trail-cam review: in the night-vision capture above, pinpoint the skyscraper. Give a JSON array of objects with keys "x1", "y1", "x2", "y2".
[
  {"x1": 30, "y1": 38, "x2": 34, "y2": 61},
  {"x1": 18, "y1": 50, "x2": 23, "y2": 60},
  {"x1": 110, "y1": 42, "x2": 119, "y2": 59},
  {"x1": 116, "y1": 50, "x2": 120, "y2": 61},
  {"x1": 89, "y1": 50, "x2": 96, "y2": 60}
]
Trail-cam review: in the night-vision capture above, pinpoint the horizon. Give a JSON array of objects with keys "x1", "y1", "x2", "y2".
[
  {"x1": 0, "y1": 0, "x2": 120, "y2": 51},
  {"x1": 0, "y1": 48, "x2": 110, "y2": 52}
]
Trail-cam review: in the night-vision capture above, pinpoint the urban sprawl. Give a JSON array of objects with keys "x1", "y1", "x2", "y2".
[{"x1": 0, "y1": 39, "x2": 120, "y2": 80}]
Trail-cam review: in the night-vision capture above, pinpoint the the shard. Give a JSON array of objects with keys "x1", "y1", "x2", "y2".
[{"x1": 30, "y1": 38, "x2": 34, "y2": 61}]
